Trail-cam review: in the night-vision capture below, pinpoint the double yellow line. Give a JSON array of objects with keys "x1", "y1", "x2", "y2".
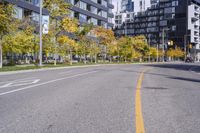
[{"x1": 135, "y1": 69, "x2": 149, "y2": 133}]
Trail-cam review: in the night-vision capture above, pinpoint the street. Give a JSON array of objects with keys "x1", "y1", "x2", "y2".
[{"x1": 0, "y1": 63, "x2": 200, "y2": 133}]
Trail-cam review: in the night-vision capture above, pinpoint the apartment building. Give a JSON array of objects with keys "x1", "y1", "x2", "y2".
[
  {"x1": 121, "y1": 0, "x2": 134, "y2": 13},
  {"x1": 1, "y1": 0, "x2": 49, "y2": 24},
  {"x1": 114, "y1": 0, "x2": 200, "y2": 61},
  {"x1": 66, "y1": 0, "x2": 114, "y2": 29},
  {"x1": 1, "y1": 0, "x2": 114, "y2": 29},
  {"x1": 188, "y1": 0, "x2": 200, "y2": 61}
]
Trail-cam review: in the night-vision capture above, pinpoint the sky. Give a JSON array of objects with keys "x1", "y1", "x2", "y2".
[{"x1": 112, "y1": 0, "x2": 121, "y2": 13}]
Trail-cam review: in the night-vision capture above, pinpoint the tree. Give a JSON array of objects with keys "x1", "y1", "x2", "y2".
[
  {"x1": 131, "y1": 35, "x2": 149, "y2": 61},
  {"x1": 117, "y1": 36, "x2": 132, "y2": 62},
  {"x1": 93, "y1": 26, "x2": 115, "y2": 62},
  {"x1": 166, "y1": 47, "x2": 185, "y2": 61},
  {"x1": 43, "y1": 0, "x2": 71, "y2": 65},
  {"x1": 88, "y1": 40, "x2": 100, "y2": 63},
  {"x1": 57, "y1": 35, "x2": 77, "y2": 65},
  {"x1": 43, "y1": 0, "x2": 70, "y2": 18},
  {"x1": 0, "y1": 3, "x2": 15, "y2": 68},
  {"x1": 2, "y1": 25, "x2": 36, "y2": 65},
  {"x1": 57, "y1": 16, "x2": 79, "y2": 65},
  {"x1": 76, "y1": 24, "x2": 94, "y2": 64},
  {"x1": 148, "y1": 47, "x2": 157, "y2": 61}
]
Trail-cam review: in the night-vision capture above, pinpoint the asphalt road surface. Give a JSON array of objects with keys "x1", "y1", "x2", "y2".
[{"x1": 0, "y1": 63, "x2": 200, "y2": 133}]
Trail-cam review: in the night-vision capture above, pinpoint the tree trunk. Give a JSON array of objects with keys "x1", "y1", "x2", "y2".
[
  {"x1": 118, "y1": 50, "x2": 120, "y2": 63},
  {"x1": 70, "y1": 49, "x2": 73, "y2": 65},
  {"x1": 125, "y1": 56, "x2": 127, "y2": 63},
  {"x1": 95, "y1": 54, "x2": 97, "y2": 64},
  {"x1": 84, "y1": 47, "x2": 86, "y2": 64},
  {"x1": 54, "y1": 37, "x2": 57, "y2": 66},
  {"x1": 90, "y1": 55, "x2": 93, "y2": 63},
  {"x1": 110, "y1": 56, "x2": 112, "y2": 63}
]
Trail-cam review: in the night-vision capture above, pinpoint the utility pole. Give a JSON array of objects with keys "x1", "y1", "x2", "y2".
[
  {"x1": 148, "y1": 36, "x2": 151, "y2": 62},
  {"x1": 125, "y1": 18, "x2": 127, "y2": 36},
  {"x1": 162, "y1": 29, "x2": 165, "y2": 62},
  {"x1": 0, "y1": 43, "x2": 2, "y2": 68},
  {"x1": 157, "y1": 44, "x2": 159, "y2": 62},
  {"x1": 39, "y1": 0, "x2": 43, "y2": 66},
  {"x1": 184, "y1": 35, "x2": 187, "y2": 60},
  {"x1": 162, "y1": 28, "x2": 169, "y2": 62}
]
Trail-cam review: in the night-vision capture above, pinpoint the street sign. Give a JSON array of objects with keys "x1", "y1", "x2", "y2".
[{"x1": 42, "y1": 15, "x2": 49, "y2": 34}]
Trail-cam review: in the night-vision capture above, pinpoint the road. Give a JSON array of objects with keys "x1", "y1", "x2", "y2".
[{"x1": 0, "y1": 63, "x2": 200, "y2": 133}]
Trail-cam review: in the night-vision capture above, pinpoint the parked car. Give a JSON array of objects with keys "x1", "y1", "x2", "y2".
[{"x1": 185, "y1": 57, "x2": 194, "y2": 63}]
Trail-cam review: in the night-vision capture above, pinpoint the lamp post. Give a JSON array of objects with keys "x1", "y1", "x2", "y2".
[
  {"x1": 162, "y1": 28, "x2": 169, "y2": 62},
  {"x1": 156, "y1": 44, "x2": 159, "y2": 62},
  {"x1": 39, "y1": 0, "x2": 43, "y2": 66},
  {"x1": 125, "y1": 18, "x2": 127, "y2": 36},
  {"x1": 184, "y1": 34, "x2": 191, "y2": 60},
  {"x1": 148, "y1": 36, "x2": 151, "y2": 62}
]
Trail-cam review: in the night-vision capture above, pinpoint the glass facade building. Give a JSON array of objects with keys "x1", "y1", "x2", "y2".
[
  {"x1": 66, "y1": 0, "x2": 114, "y2": 29},
  {"x1": 1, "y1": 0, "x2": 49, "y2": 24},
  {"x1": 121, "y1": 0, "x2": 134, "y2": 13}
]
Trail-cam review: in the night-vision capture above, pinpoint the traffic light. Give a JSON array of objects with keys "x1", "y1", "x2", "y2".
[
  {"x1": 189, "y1": 44, "x2": 193, "y2": 49},
  {"x1": 171, "y1": 41, "x2": 173, "y2": 46},
  {"x1": 168, "y1": 40, "x2": 173, "y2": 46}
]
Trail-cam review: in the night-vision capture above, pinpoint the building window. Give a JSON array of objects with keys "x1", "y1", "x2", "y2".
[
  {"x1": 66, "y1": 0, "x2": 74, "y2": 5},
  {"x1": 91, "y1": 6, "x2": 97, "y2": 14},
  {"x1": 14, "y1": 6, "x2": 23, "y2": 19},
  {"x1": 91, "y1": 18, "x2": 98, "y2": 25},
  {"x1": 79, "y1": 1, "x2": 87, "y2": 10},
  {"x1": 32, "y1": 12, "x2": 39, "y2": 22},
  {"x1": 102, "y1": 11, "x2": 107, "y2": 18},
  {"x1": 102, "y1": 0, "x2": 107, "y2": 7},
  {"x1": 79, "y1": 13, "x2": 87, "y2": 22}
]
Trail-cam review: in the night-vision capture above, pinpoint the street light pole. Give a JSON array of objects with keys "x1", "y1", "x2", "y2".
[
  {"x1": 162, "y1": 28, "x2": 165, "y2": 62},
  {"x1": 39, "y1": 0, "x2": 43, "y2": 66},
  {"x1": 184, "y1": 35, "x2": 187, "y2": 60},
  {"x1": 156, "y1": 44, "x2": 159, "y2": 62},
  {"x1": 162, "y1": 28, "x2": 170, "y2": 62},
  {"x1": 148, "y1": 36, "x2": 151, "y2": 62},
  {"x1": 125, "y1": 19, "x2": 127, "y2": 36}
]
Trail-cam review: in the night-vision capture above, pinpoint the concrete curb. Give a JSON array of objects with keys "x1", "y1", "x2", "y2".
[
  {"x1": 0, "y1": 65, "x2": 101, "y2": 76},
  {"x1": 0, "y1": 62, "x2": 175, "y2": 76}
]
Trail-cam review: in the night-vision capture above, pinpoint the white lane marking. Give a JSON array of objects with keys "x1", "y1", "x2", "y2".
[
  {"x1": 0, "y1": 71, "x2": 98, "y2": 96},
  {"x1": 0, "y1": 83, "x2": 12, "y2": 88},
  {"x1": 0, "y1": 79, "x2": 40, "y2": 89},
  {"x1": 0, "y1": 77, "x2": 36, "y2": 84},
  {"x1": 58, "y1": 70, "x2": 73, "y2": 75}
]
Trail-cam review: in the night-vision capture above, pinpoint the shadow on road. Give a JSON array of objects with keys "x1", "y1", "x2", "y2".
[
  {"x1": 144, "y1": 87, "x2": 169, "y2": 90},
  {"x1": 145, "y1": 63, "x2": 200, "y2": 73},
  {"x1": 168, "y1": 77, "x2": 200, "y2": 83}
]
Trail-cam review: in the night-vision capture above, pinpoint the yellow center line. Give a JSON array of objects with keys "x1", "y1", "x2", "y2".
[{"x1": 135, "y1": 69, "x2": 149, "y2": 133}]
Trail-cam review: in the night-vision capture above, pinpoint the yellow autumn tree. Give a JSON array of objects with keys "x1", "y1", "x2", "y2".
[
  {"x1": 58, "y1": 35, "x2": 77, "y2": 65},
  {"x1": 93, "y1": 26, "x2": 115, "y2": 62}
]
